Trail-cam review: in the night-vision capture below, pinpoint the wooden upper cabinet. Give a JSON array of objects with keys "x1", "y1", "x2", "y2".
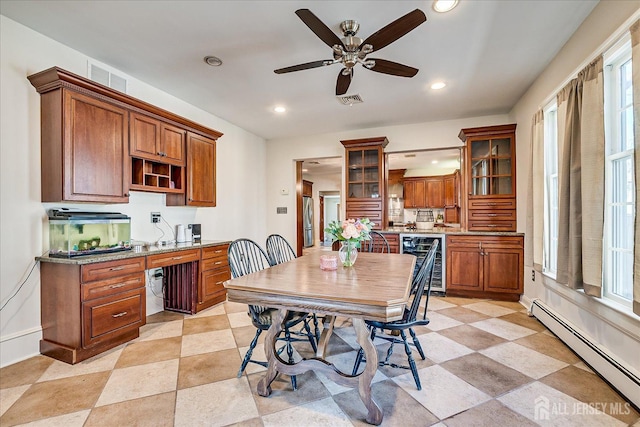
[
  {"x1": 404, "y1": 179, "x2": 425, "y2": 208},
  {"x1": 425, "y1": 178, "x2": 444, "y2": 208},
  {"x1": 37, "y1": 88, "x2": 130, "y2": 203},
  {"x1": 302, "y1": 180, "x2": 313, "y2": 197},
  {"x1": 444, "y1": 171, "x2": 459, "y2": 208},
  {"x1": 168, "y1": 132, "x2": 216, "y2": 207},
  {"x1": 130, "y1": 112, "x2": 185, "y2": 165}
]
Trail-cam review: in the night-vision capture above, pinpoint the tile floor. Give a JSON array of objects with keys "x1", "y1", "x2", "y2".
[{"x1": 1, "y1": 294, "x2": 638, "y2": 426}]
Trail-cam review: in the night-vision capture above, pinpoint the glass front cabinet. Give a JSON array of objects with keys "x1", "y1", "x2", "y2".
[
  {"x1": 341, "y1": 137, "x2": 389, "y2": 229},
  {"x1": 459, "y1": 124, "x2": 517, "y2": 231}
]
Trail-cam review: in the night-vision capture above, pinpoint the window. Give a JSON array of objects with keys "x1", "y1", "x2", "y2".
[
  {"x1": 543, "y1": 103, "x2": 559, "y2": 277},
  {"x1": 603, "y1": 38, "x2": 634, "y2": 307}
]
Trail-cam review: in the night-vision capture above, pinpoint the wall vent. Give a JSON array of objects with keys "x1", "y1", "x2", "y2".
[
  {"x1": 336, "y1": 94, "x2": 363, "y2": 105},
  {"x1": 88, "y1": 62, "x2": 128, "y2": 93}
]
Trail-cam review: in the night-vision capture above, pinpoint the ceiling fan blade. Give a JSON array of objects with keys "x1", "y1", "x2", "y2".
[
  {"x1": 274, "y1": 60, "x2": 333, "y2": 74},
  {"x1": 295, "y1": 9, "x2": 345, "y2": 49},
  {"x1": 336, "y1": 69, "x2": 352, "y2": 95},
  {"x1": 366, "y1": 58, "x2": 418, "y2": 77},
  {"x1": 362, "y1": 9, "x2": 426, "y2": 53}
]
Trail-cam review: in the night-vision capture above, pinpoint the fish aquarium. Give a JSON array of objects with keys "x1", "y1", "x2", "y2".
[{"x1": 48, "y1": 210, "x2": 131, "y2": 258}]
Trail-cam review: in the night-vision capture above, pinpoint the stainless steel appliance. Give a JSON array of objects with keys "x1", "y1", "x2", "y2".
[
  {"x1": 400, "y1": 233, "x2": 445, "y2": 293},
  {"x1": 303, "y1": 196, "x2": 314, "y2": 247}
]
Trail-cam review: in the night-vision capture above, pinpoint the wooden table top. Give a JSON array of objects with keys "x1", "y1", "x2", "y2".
[{"x1": 224, "y1": 251, "x2": 416, "y2": 322}]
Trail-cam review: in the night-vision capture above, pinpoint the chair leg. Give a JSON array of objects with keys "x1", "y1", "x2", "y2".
[
  {"x1": 284, "y1": 328, "x2": 297, "y2": 390},
  {"x1": 409, "y1": 327, "x2": 426, "y2": 360},
  {"x1": 238, "y1": 328, "x2": 262, "y2": 377},
  {"x1": 400, "y1": 329, "x2": 421, "y2": 390},
  {"x1": 302, "y1": 318, "x2": 317, "y2": 353}
]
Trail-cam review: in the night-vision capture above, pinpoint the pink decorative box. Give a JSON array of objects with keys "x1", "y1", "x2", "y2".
[{"x1": 320, "y1": 255, "x2": 338, "y2": 271}]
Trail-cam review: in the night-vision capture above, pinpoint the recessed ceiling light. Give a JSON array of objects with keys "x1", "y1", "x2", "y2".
[
  {"x1": 431, "y1": 81, "x2": 446, "y2": 90},
  {"x1": 274, "y1": 106, "x2": 286, "y2": 113},
  {"x1": 432, "y1": 160, "x2": 439, "y2": 164},
  {"x1": 433, "y1": 0, "x2": 459, "y2": 13},
  {"x1": 302, "y1": 169, "x2": 309, "y2": 172},
  {"x1": 203, "y1": 56, "x2": 223, "y2": 67}
]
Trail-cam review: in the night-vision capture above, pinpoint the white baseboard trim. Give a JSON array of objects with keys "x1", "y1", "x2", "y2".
[{"x1": 0, "y1": 327, "x2": 42, "y2": 368}]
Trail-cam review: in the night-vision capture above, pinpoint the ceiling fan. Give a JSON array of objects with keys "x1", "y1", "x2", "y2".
[{"x1": 274, "y1": 8, "x2": 427, "y2": 96}]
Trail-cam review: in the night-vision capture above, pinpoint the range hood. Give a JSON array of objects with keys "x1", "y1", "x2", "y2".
[{"x1": 388, "y1": 182, "x2": 404, "y2": 199}]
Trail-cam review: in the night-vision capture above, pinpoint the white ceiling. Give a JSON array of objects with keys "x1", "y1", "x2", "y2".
[{"x1": 1, "y1": 1, "x2": 598, "y2": 141}]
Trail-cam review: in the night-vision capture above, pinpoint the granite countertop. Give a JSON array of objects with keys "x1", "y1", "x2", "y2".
[
  {"x1": 37, "y1": 239, "x2": 231, "y2": 265},
  {"x1": 380, "y1": 227, "x2": 524, "y2": 236}
]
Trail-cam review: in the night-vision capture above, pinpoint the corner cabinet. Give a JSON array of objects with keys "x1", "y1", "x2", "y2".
[
  {"x1": 459, "y1": 124, "x2": 517, "y2": 231},
  {"x1": 341, "y1": 137, "x2": 388, "y2": 229},
  {"x1": 446, "y1": 234, "x2": 524, "y2": 301}
]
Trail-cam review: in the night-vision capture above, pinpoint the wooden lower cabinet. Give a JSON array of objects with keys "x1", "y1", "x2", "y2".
[
  {"x1": 446, "y1": 234, "x2": 523, "y2": 301},
  {"x1": 379, "y1": 232, "x2": 400, "y2": 253},
  {"x1": 199, "y1": 244, "x2": 231, "y2": 311},
  {"x1": 40, "y1": 257, "x2": 146, "y2": 364}
]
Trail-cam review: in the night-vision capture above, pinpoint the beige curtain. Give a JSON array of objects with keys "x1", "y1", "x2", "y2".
[
  {"x1": 526, "y1": 110, "x2": 544, "y2": 271},
  {"x1": 631, "y1": 20, "x2": 640, "y2": 315},
  {"x1": 556, "y1": 57, "x2": 605, "y2": 295}
]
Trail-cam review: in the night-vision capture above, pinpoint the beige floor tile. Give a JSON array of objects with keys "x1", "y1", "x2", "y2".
[
  {"x1": 428, "y1": 297, "x2": 458, "y2": 311},
  {"x1": 488, "y1": 300, "x2": 528, "y2": 311},
  {"x1": 443, "y1": 399, "x2": 537, "y2": 426},
  {"x1": 193, "y1": 303, "x2": 226, "y2": 317},
  {"x1": 140, "y1": 319, "x2": 184, "y2": 341},
  {"x1": 227, "y1": 418, "x2": 264, "y2": 427},
  {"x1": 17, "y1": 409, "x2": 91, "y2": 426},
  {"x1": 0, "y1": 371, "x2": 109, "y2": 425},
  {"x1": 178, "y1": 348, "x2": 242, "y2": 389},
  {"x1": 437, "y1": 324, "x2": 507, "y2": 351},
  {"x1": 463, "y1": 301, "x2": 516, "y2": 317},
  {"x1": 183, "y1": 314, "x2": 231, "y2": 335},
  {"x1": 441, "y1": 353, "x2": 532, "y2": 396},
  {"x1": 540, "y1": 365, "x2": 640, "y2": 424},
  {"x1": 393, "y1": 364, "x2": 491, "y2": 420},
  {"x1": 85, "y1": 391, "x2": 175, "y2": 427},
  {"x1": 146, "y1": 310, "x2": 185, "y2": 324},
  {"x1": 0, "y1": 356, "x2": 53, "y2": 388},
  {"x1": 498, "y1": 311, "x2": 547, "y2": 332},
  {"x1": 415, "y1": 332, "x2": 474, "y2": 364},
  {"x1": 423, "y1": 311, "x2": 464, "y2": 331},
  {"x1": 232, "y1": 325, "x2": 265, "y2": 348},
  {"x1": 227, "y1": 311, "x2": 253, "y2": 328},
  {"x1": 261, "y1": 396, "x2": 352, "y2": 427},
  {"x1": 315, "y1": 350, "x2": 388, "y2": 395},
  {"x1": 499, "y1": 381, "x2": 627, "y2": 426},
  {"x1": 95, "y1": 359, "x2": 178, "y2": 407},
  {"x1": 224, "y1": 301, "x2": 249, "y2": 314},
  {"x1": 437, "y1": 306, "x2": 491, "y2": 323},
  {"x1": 332, "y1": 379, "x2": 439, "y2": 427},
  {"x1": 480, "y1": 342, "x2": 568, "y2": 379},
  {"x1": 573, "y1": 361, "x2": 594, "y2": 373},
  {"x1": 238, "y1": 344, "x2": 268, "y2": 376},
  {"x1": 439, "y1": 296, "x2": 488, "y2": 306},
  {"x1": 514, "y1": 332, "x2": 581, "y2": 364},
  {"x1": 181, "y1": 329, "x2": 237, "y2": 357},
  {"x1": 470, "y1": 318, "x2": 537, "y2": 340},
  {"x1": 174, "y1": 377, "x2": 258, "y2": 426},
  {"x1": 115, "y1": 336, "x2": 182, "y2": 369},
  {"x1": 38, "y1": 346, "x2": 123, "y2": 382},
  {"x1": 0, "y1": 384, "x2": 29, "y2": 416}
]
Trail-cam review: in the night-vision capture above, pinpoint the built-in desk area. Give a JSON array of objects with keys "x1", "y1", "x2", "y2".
[{"x1": 37, "y1": 240, "x2": 230, "y2": 364}]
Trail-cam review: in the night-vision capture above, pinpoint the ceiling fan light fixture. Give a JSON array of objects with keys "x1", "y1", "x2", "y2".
[
  {"x1": 203, "y1": 56, "x2": 223, "y2": 67},
  {"x1": 433, "y1": 0, "x2": 459, "y2": 13},
  {"x1": 430, "y1": 81, "x2": 446, "y2": 90},
  {"x1": 274, "y1": 106, "x2": 286, "y2": 113}
]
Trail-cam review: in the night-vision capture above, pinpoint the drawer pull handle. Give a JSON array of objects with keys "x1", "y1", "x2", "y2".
[
  {"x1": 216, "y1": 281, "x2": 224, "y2": 285},
  {"x1": 109, "y1": 283, "x2": 127, "y2": 289},
  {"x1": 110, "y1": 266, "x2": 125, "y2": 271},
  {"x1": 487, "y1": 225, "x2": 498, "y2": 227},
  {"x1": 487, "y1": 214, "x2": 497, "y2": 217},
  {"x1": 215, "y1": 250, "x2": 222, "y2": 253},
  {"x1": 172, "y1": 256, "x2": 183, "y2": 260},
  {"x1": 214, "y1": 261, "x2": 222, "y2": 265},
  {"x1": 112, "y1": 311, "x2": 128, "y2": 318}
]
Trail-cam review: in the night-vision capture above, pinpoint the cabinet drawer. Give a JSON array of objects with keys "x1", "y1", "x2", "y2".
[
  {"x1": 468, "y1": 210, "x2": 516, "y2": 221},
  {"x1": 82, "y1": 272, "x2": 145, "y2": 301},
  {"x1": 348, "y1": 211, "x2": 383, "y2": 225},
  {"x1": 468, "y1": 198, "x2": 515, "y2": 210},
  {"x1": 147, "y1": 249, "x2": 200, "y2": 269},
  {"x1": 468, "y1": 220, "x2": 516, "y2": 232},
  {"x1": 202, "y1": 244, "x2": 229, "y2": 260},
  {"x1": 82, "y1": 257, "x2": 146, "y2": 283},
  {"x1": 447, "y1": 235, "x2": 523, "y2": 248},
  {"x1": 202, "y1": 257, "x2": 229, "y2": 271},
  {"x1": 82, "y1": 288, "x2": 145, "y2": 348},
  {"x1": 201, "y1": 267, "x2": 230, "y2": 300},
  {"x1": 346, "y1": 200, "x2": 382, "y2": 211}
]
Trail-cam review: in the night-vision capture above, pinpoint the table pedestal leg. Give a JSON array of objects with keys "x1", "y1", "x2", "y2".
[
  {"x1": 353, "y1": 318, "x2": 383, "y2": 425},
  {"x1": 256, "y1": 309, "x2": 286, "y2": 397},
  {"x1": 315, "y1": 315, "x2": 335, "y2": 358}
]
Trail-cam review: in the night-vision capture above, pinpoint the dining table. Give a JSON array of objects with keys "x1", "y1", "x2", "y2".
[{"x1": 223, "y1": 250, "x2": 416, "y2": 425}]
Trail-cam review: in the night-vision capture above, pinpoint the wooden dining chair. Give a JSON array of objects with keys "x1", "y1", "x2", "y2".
[
  {"x1": 359, "y1": 230, "x2": 391, "y2": 253},
  {"x1": 227, "y1": 238, "x2": 316, "y2": 389},
  {"x1": 351, "y1": 240, "x2": 439, "y2": 390}
]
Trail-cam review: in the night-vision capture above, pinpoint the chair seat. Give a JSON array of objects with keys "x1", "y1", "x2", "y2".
[{"x1": 254, "y1": 309, "x2": 309, "y2": 329}]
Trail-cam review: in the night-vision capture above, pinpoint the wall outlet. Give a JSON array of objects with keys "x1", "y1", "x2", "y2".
[
  {"x1": 151, "y1": 212, "x2": 161, "y2": 223},
  {"x1": 531, "y1": 269, "x2": 535, "y2": 281}
]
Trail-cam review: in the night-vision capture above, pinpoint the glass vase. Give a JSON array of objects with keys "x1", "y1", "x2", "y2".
[{"x1": 338, "y1": 241, "x2": 358, "y2": 267}]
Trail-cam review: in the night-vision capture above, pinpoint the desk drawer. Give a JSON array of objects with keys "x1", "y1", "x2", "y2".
[
  {"x1": 82, "y1": 272, "x2": 145, "y2": 301},
  {"x1": 202, "y1": 244, "x2": 229, "y2": 260},
  {"x1": 82, "y1": 257, "x2": 146, "y2": 283},
  {"x1": 147, "y1": 249, "x2": 200, "y2": 269},
  {"x1": 202, "y1": 257, "x2": 228, "y2": 271},
  {"x1": 201, "y1": 267, "x2": 230, "y2": 301}
]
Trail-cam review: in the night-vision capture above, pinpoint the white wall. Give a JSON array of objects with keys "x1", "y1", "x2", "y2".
[
  {"x1": 0, "y1": 16, "x2": 267, "y2": 367},
  {"x1": 266, "y1": 114, "x2": 509, "y2": 245},
  {"x1": 510, "y1": 1, "x2": 640, "y2": 373}
]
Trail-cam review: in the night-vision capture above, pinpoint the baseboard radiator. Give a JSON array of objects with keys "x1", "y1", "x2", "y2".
[
  {"x1": 163, "y1": 261, "x2": 198, "y2": 314},
  {"x1": 529, "y1": 299, "x2": 640, "y2": 408}
]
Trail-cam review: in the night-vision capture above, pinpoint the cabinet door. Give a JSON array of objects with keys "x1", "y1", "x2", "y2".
[
  {"x1": 130, "y1": 112, "x2": 161, "y2": 160},
  {"x1": 447, "y1": 245, "x2": 482, "y2": 290},
  {"x1": 444, "y1": 174, "x2": 457, "y2": 207},
  {"x1": 404, "y1": 179, "x2": 425, "y2": 208},
  {"x1": 483, "y1": 247, "x2": 523, "y2": 293},
  {"x1": 161, "y1": 123, "x2": 186, "y2": 165},
  {"x1": 425, "y1": 178, "x2": 444, "y2": 208},
  {"x1": 186, "y1": 132, "x2": 216, "y2": 206},
  {"x1": 64, "y1": 90, "x2": 129, "y2": 202}
]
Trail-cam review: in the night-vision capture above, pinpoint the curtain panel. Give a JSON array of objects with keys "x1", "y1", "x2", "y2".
[
  {"x1": 555, "y1": 57, "x2": 605, "y2": 296},
  {"x1": 631, "y1": 19, "x2": 640, "y2": 316},
  {"x1": 526, "y1": 110, "x2": 544, "y2": 272}
]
